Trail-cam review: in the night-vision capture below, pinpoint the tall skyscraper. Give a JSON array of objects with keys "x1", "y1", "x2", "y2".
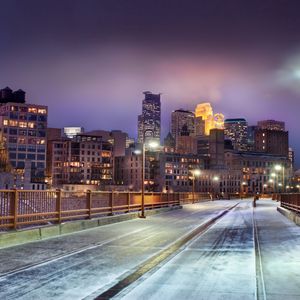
[
  {"x1": 224, "y1": 118, "x2": 248, "y2": 151},
  {"x1": 171, "y1": 109, "x2": 195, "y2": 140},
  {"x1": 195, "y1": 102, "x2": 224, "y2": 136},
  {"x1": 137, "y1": 91, "x2": 161, "y2": 144}
]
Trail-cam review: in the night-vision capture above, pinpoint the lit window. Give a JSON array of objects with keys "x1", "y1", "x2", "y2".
[
  {"x1": 3, "y1": 120, "x2": 8, "y2": 126},
  {"x1": 38, "y1": 108, "x2": 47, "y2": 114},
  {"x1": 28, "y1": 107, "x2": 37, "y2": 113},
  {"x1": 19, "y1": 122, "x2": 27, "y2": 128},
  {"x1": 28, "y1": 122, "x2": 35, "y2": 129},
  {"x1": 9, "y1": 120, "x2": 18, "y2": 127}
]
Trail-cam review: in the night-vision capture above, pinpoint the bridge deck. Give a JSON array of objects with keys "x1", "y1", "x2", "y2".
[{"x1": 0, "y1": 199, "x2": 299, "y2": 300}]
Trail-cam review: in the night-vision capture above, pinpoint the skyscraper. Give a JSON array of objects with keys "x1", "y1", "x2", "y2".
[
  {"x1": 171, "y1": 109, "x2": 195, "y2": 140},
  {"x1": 224, "y1": 118, "x2": 248, "y2": 151},
  {"x1": 137, "y1": 91, "x2": 161, "y2": 144},
  {"x1": 194, "y1": 102, "x2": 224, "y2": 136}
]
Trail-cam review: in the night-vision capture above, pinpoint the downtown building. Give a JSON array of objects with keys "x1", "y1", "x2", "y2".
[
  {"x1": 0, "y1": 87, "x2": 47, "y2": 189},
  {"x1": 47, "y1": 133, "x2": 113, "y2": 187},
  {"x1": 137, "y1": 91, "x2": 161, "y2": 144},
  {"x1": 224, "y1": 118, "x2": 248, "y2": 151}
]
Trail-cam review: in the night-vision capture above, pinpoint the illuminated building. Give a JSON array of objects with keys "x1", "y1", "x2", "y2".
[
  {"x1": 255, "y1": 129, "x2": 289, "y2": 157},
  {"x1": 195, "y1": 103, "x2": 214, "y2": 135},
  {"x1": 225, "y1": 150, "x2": 291, "y2": 194},
  {"x1": 224, "y1": 118, "x2": 248, "y2": 151},
  {"x1": 47, "y1": 134, "x2": 113, "y2": 187},
  {"x1": 257, "y1": 120, "x2": 285, "y2": 131},
  {"x1": 289, "y1": 147, "x2": 295, "y2": 171},
  {"x1": 137, "y1": 91, "x2": 161, "y2": 144},
  {"x1": 195, "y1": 102, "x2": 224, "y2": 135},
  {"x1": 0, "y1": 90, "x2": 47, "y2": 187},
  {"x1": 171, "y1": 109, "x2": 195, "y2": 140},
  {"x1": 63, "y1": 127, "x2": 84, "y2": 139}
]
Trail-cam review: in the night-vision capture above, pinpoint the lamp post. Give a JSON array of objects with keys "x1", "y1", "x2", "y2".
[
  {"x1": 213, "y1": 176, "x2": 220, "y2": 200},
  {"x1": 269, "y1": 179, "x2": 274, "y2": 193},
  {"x1": 135, "y1": 138, "x2": 159, "y2": 218},
  {"x1": 271, "y1": 172, "x2": 276, "y2": 193},
  {"x1": 263, "y1": 183, "x2": 267, "y2": 194},
  {"x1": 274, "y1": 164, "x2": 285, "y2": 193},
  {"x1": 192, "y1": 169, "x2": 201, "y2": 203}
]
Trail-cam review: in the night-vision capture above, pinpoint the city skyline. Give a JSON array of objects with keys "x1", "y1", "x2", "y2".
[{"x1": 0, "y1": 0, "x2": 299, "y2": 166}]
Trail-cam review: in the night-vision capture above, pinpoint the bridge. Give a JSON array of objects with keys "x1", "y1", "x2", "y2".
[{"x1": 0, "y1": 193, "x2": 300, "y2": 299}]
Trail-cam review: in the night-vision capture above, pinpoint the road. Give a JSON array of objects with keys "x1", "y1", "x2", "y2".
[{"x1": 0, "y1": 199, "x2": 299, "y2": 300}]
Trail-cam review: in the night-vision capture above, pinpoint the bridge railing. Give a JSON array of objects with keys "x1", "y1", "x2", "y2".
[
  {"x1": 0, "y1": 190, "x2": 213, "y2": 230},
  {"x1": 280, "y1": 193, "x2": 300, "y2": 214},
  {"x1": 0, "y1": 190, "x2": 251, "y2": 230}
]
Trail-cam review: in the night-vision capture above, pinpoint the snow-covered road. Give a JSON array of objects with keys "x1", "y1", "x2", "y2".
[{"x1": 1, "y1": 199, "x2": 299, "y2": 300}]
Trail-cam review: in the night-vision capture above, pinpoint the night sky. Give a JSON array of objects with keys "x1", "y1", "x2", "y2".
[{"x1": 1, "y1": 0, "x2": 300, "y2": 167}]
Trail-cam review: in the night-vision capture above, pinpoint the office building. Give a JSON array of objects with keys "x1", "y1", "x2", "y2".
[
  {"x1": 137, "y1": 91, "x2": 161, "y2": 144},
  {"x1": 224, "y1": 118, "x2": 248, "y2": 151},
  {"x1": 171, "y1": 109, "x2": 195, "y2": 140},
  {"x1": 257, "y1": 120, "x2": 285, "y2": 131},
  {"x1": 63, "y1": 127, "x2": 84, "y2": 139},
  {"x1": 0, "y1": 91, "x2": 47, "y2": 184},
  {"x1": 254, "y1": 129, "x2": 289, "y2": 157}
]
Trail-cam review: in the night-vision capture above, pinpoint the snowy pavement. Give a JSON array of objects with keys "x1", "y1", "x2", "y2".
[
  {"x1": 0, "y1": 200, "x2": 236, "y2": 299},
  {"x1": 1, "y1": 199, "x2": 299, "y2": 300}
]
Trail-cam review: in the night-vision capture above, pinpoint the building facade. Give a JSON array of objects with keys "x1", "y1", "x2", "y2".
[
  {"x1": 224, "y1": 118, "x2": 248, "y2": 151},
  {"x1": 0, "y1": 101, "x2": 47, "y2": 184},
  {"x1": 137, "y1": 91, "x2": 161, "y2": 144}
]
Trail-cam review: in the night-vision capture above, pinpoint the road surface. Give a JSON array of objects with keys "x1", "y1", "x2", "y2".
[{"x1": 0, "y1": 199, "x2": 299, "y2": 300}]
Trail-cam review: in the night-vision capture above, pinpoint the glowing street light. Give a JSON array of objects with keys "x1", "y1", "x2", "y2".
[{"x1": 135, "y1": 136, "x2": 160, "y2": 218}]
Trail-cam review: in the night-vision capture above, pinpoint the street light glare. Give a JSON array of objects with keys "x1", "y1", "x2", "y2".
[
  {"x1": 193, "y1": 169, "x2": 201, "y2": 176},
  {"x1": 274, "y1": 165, "x2": 282, "y2": 171},
  {"x1": 148, "y1": 141, "x2": 160, "y2": 148},
  {"x1": 213, "y1": 176, "x2": 219, "y2": 181},
  {"x1": 271, "y1": 173, "x2": 276, "y2": 177}
]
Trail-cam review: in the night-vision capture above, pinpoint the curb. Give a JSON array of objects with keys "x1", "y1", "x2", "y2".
[{"x1": 277, "y1": 206, "x2": 300, "y2": 226}]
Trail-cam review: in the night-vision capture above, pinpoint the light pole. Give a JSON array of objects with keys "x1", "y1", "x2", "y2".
[
  {"x1": 274, "y1": 164, "x2": 285, "y2": 193},
  {"x1": 213, "y1": 176, "x2": 220, "y2": 199},
  {"x1": 192, "y1": 169, "x2": 201, "y2": 203},
  {"x1": 263, "y1": 183, "x2": 267, "y2": 194},
  {"x1": 135, "y1": 139, "x2": 159, "y2": 218},
  {"x1": 269, "y1": 179, "x2": 274, "y2": 193},
  {"x1": 271, "y1": 172, "x2": 276, "y2": 193}
]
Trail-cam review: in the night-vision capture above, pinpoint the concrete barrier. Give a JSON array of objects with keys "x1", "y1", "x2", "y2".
[
  {"x1": 277, "y1": 206, "x2": 299, "y2": 225},
  {"x1": 0, "y1": 205, "x2": 182, "y2": 249}
]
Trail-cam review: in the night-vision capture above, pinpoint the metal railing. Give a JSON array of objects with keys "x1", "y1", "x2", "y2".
[
  {"x1": 0, "y1": 189, "x2": 249, "y2": 231},
  {"x1": 0, "y1": 190, "x2": 216, "y2": 230},
  {"x1": 280, "y1": 193, "x2": 300, "y2": 214}
]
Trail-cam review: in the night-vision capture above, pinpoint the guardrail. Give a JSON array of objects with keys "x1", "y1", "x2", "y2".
[
  {"x1": 280, "y1": 193, "x2": 300, "y2": 214},
  {"x1": 0, "y1": 190, "x2": 215, "y2": 230}
]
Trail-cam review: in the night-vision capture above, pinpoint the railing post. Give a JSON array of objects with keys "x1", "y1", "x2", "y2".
[
  {"x1": 127, "y1": 192, "x2": 130, "y2": 213},
  {"x1": 13, "y1": 189, "x2": 18, "y2": 230},
  {"x1": 56, "y1": 189, "x2": 62, "y2": 224},
  {"x1": 109, "y1": 191, "x2": 114, "y2": 215},
  {"x1": 87, "y1": 190, "x2": 92, "y2": 219}
]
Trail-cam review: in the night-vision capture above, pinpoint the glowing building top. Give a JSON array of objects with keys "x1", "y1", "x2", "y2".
[{"x1": 195, "y1": 102, "x2": 224, "y2": 135}]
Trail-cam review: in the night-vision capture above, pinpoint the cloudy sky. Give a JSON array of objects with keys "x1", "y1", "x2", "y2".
[{"x1": 1, "y1": 0, "x2": 300, "y2": 166}]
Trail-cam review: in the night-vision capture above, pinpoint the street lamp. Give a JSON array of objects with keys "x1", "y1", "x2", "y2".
[
  {"x1": 135, "y1": 139, "x2": 159, "y2": 218},
  {"x1": 269, "y1": 178, "x2": 274, "y2": 193},
  {"x1": 191, "y1": 169, "x2": 201, "y2": 203},
  {"x1": 274, "y1": 164, "x2": 285, "y2": 192},
  {"x1": 263, "y1": 183, "x2": 268, "y2": 194},
  {"x1": 213, "y1": 176, "x2": 220, "y2": 199}
]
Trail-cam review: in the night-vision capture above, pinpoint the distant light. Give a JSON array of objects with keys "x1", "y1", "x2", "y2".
[
  {"x1": 278, "y1": 183, "x2": 282, "y2": 187},
  {"x1": 271, "y1": 173, "x2": 276, "y2": 178},
  {"x1": 242, "y1": 181, "x2": 247, "y2": 185},
  {"x1": 269, "y1": 179, "x2": 274, "y2": 183},
  {"x1": 193, "y1": 169, "x2": 201, "y2": 176},
  {"x1": 274, "y1": 165, "x2": 282, "y2": 171},
  {"x1": 148, "y1": 140, "x2": 160, "y2": 148},
  {"x1": 263, "y1": 184, "x2": 268, "y2": 187},
  {"x1": 134, "y1": 149, "x2": 142, "y2": 155},
  {"x1": 213, "y1": 176, "x2": 219, "y2": 181}
]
